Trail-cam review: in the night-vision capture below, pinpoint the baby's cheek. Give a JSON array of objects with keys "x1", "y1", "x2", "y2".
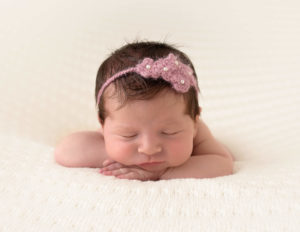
[
  {"x1": 105, "y1": 140, "x2": 134, "y2": 163},
  {"x1": 168, "y1": 138, "x2": 193, "y2": 165}
]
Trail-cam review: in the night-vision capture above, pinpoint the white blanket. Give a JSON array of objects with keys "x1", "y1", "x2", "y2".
[{"x1": 0, "y1": 1, "x2": 299, "y2": 231}]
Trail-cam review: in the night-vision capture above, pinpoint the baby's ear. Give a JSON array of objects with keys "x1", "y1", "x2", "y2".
[
  {"x1": 193, "y1": 119, "x2": 199, "y2": 138},
  {"x1": 194, "y1": 107, "x2": 201, "y2": 121},
  {"x1": 97, "y1": 115, "x2": 104, "y2": 126},
  {"x1": 193, "y1": 111, "x2": 200, "y2": 136}
]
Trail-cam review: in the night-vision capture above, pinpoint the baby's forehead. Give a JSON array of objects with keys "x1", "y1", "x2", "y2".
[
  {"x1": 105, "y1": 94, "x2": 185, "y2": 116},
  {"x1": 105, "y1": 105, "x2": 188, "y2": 130}
]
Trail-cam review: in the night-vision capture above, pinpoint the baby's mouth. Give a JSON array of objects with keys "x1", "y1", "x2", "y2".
[{"x1": 138, "y1": 161, "x2": 164, "y2": 167}]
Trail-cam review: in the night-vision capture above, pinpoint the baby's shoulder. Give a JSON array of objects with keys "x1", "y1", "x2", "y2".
[
  {"x1": 192, "y1": 118, "x2": 234, "y2": 160},
  {"x1": 192, "y1": 118, "x2": 214, "y2": 147}
]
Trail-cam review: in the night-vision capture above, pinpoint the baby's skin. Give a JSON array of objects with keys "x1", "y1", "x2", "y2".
[{"x1": 55, "y1": 88, "x2": 234, "y2": 181}]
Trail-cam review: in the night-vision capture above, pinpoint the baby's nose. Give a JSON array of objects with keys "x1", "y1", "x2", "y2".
[
  {"x1": 137, "y1": 137, "x2": 162, "y2": 155},
  {"x1": 138, "y1": 145, "x2": 162, "y2": 156}
]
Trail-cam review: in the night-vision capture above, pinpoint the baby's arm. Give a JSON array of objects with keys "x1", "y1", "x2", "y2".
[
  {"x1": 54, "y1": 130, "x2": 109, "y2": 168},
  {"x1": 160, "y1": 119, "x2": 234, "y2": 180}
]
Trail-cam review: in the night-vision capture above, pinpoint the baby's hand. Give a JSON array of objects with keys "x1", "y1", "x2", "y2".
[{"x1": 99, "y1": 159, "x2": 165, "y2": 181}]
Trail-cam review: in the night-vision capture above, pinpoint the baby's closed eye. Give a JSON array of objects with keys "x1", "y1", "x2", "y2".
[
  {"x1": 161, "y1": 130, "x2": 182, "y2": 135},
  {"x1": 119, "y1": 130, "x2": 183, "y2": 138},
  {"x1": 120, "y1": 134, "x2": 137, "y2": 138}
]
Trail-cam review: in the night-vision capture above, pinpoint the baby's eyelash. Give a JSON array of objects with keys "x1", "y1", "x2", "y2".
[
  {"x1": 120, "y1": 130, "x2": 182, "y2": 138},
  {"x1": 162, "y1": 131, "x2": 180, "y2": 135},
  {"x1": 121, "y1": 134, "x2": 137, "y2": 138}
]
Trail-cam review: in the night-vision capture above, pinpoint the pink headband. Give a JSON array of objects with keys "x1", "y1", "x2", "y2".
[{"x1": 96, "y1": 53, "x2": 199, "y2": 106}]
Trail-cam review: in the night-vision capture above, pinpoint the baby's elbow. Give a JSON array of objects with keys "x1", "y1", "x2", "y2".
[
  {"x1": 217, "y1": 154, "x2": 234, "y2": 177},
  {"x1": 54, "y1": 141, "x2": 70, "y2": 167},
  {"x1": 54, "y1": 136, "x2": 78, "y2": 167},
  {"x1": 221, "y1": 150, "x2": 234, "y2": 176},
  {"x1": 225, "y1": 157, "x2": 234, "y2": 176}
]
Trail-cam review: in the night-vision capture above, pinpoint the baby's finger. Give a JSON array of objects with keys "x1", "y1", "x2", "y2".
[
  {"x1": 117, "y1": 172, "x2": 137, "y2": 180},
  {"x1": 111, "y1": 168, "x2": 131, "y2": 177},
  {"x1": 100, "y1": 168, "x2": 129, "y2": 177},
  {"x1": 101, "y1": 162, "x2": 123, "y2": 172},
  {"x1": 102, "y1": 159, "x2": 115, "y2": 167}
]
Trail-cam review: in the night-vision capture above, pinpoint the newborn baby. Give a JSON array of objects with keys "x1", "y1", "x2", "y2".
[{"x1": 54, "y1": 41, "x2": 234, "y2": 181}]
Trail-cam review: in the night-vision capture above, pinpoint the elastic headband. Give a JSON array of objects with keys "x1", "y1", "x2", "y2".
[{"x1": 96, "y1": 53, "x2": 199, "y2": 106}]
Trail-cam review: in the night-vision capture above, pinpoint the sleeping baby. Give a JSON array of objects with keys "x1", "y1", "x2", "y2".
[{"x1": 54, "y1": 40, "x2": 234, "y2": 181}]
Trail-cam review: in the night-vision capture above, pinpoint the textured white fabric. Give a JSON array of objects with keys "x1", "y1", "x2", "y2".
[{"x1": 0, "y1": 0, "x2": 300, "y2": 231}]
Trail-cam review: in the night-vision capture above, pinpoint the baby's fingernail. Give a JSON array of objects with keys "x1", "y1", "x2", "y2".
[
  {"x1": 102, "y1": 170, "x2": 111, "y2": 175},
  {"x1": 103, "y1": 160, "x2": 108, "y2": 165}
]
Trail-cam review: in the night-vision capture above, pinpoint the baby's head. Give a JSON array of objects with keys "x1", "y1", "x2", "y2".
[
  {"x1": 95, "y1": 41, "x2": 201, "y2": 169},
  {"x1": 95, "y1": 40, "x2": 200, "y2": 126}
]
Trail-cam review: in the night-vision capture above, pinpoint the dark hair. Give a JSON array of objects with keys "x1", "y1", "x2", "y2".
[{"x1": 95, "y1": 40, "x2": 200, "y2": 125}]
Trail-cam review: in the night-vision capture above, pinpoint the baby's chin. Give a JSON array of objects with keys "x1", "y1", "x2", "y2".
[{"x1": 137, "y1": 162, "x2": 169, "y2": 172}]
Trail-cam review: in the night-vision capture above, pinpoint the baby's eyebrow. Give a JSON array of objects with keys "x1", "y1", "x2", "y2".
[
  {"x1": 161, "y1": 119, "x2": 182, "y2": 126},
  {"x1": 113, "y1": 124, "x2": 136, "y2": 130},
  {"x1": 114, "y1": 120, "x2": 181, "y2": 130}
]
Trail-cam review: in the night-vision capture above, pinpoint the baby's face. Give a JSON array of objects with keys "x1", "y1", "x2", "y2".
[{"x1": 101, "y1": 88, "x2": 198, "y2": 172}]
